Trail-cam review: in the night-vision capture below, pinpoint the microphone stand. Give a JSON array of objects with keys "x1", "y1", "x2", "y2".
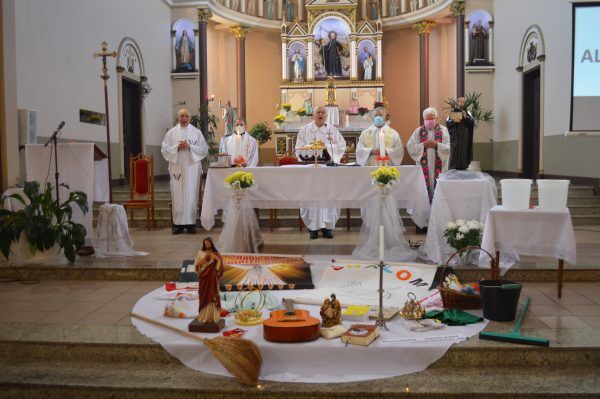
[{"x1": 44, "y1": 122, "x2": 65, "y2": 206}]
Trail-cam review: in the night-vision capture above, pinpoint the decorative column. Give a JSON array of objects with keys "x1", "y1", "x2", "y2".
[
  {"x1": 488, "y1": 21, "x2": 494, "y2": 64},
  {"x1": 361, "y1": 0, "x2": 367, "y2": 19},
  {"x1": 241, "y1": 0, "x2": 247, "y2": 13},
  {"x1": 382, "y1": 0, "x2": 389, "y2": 17},
  {"x1": 258, "y1": 0, "x2": 264, "y2": 17},
  {"x1": 298, "y1": 0, "x2": 303, "y2": 21},
  {"x1": 464, "y1": 20, "x2": 470, "y2": 64},
  {"x1": 231, "y1": 25, "x2": 249, "y2": 118},
  {"x1": 307, "y1": 40, "x2": 314, "y2": 80},
  {"x1": 198, "y1": 8, "x2": 212, "y2": 136},
  {"x1": 282, "y1": 41, "x2": 288, "y2": 80},
  {"x1": 278, "y1": 0, "x2": 283, "y2": 19},
  {"x1": 376, "y1": 37, "x2": 383, "y2": 79},
  {"x1": 350, "y1": 38, "x2": 357, "y2": 80},
  {"x1": 412, "y1": 21, "x2": 435, "y2": 124},
  {"x1": 194, "y1": 29, "x2": 200, "y2": 72},
  {"x1": 450, "y1": 1, "x2": 465, "y2": 97},
  {"x1": 171, "y1": 30, "x2": 177, "y2": 71},
  {"x1": 400, "y1": 0, "x2": 407, "y2": 14}
]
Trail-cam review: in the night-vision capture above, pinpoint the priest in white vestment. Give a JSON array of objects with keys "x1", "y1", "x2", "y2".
[
  {"x1": 295, "y1": 106, "x2": 346, "y2": 239},
  {"x1": 219, "y1": 117, "x2": 259, "y2": 167},
  {"x1": 161, "y1": 109, "x2": 209, "y2": 234},
  {"x1": 407, "y1": 107, "x2": 451, "y2": 202},
  {"x1": 356, "y1": 107, "x2": 404, "y2": 166}
]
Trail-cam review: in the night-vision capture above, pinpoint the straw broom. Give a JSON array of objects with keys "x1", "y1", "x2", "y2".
[{"x1": 131, "y1": 313, "x2": 262, "y2": 387}]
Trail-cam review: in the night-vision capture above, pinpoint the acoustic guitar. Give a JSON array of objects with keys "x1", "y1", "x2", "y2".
[{"x1": 263, "y1": 299, "x2": 321, "y2": 343}]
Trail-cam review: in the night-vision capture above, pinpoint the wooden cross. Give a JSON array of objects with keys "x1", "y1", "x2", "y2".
[{"x1": 93, "y1": 41, "x2": 117, "y2": 81}]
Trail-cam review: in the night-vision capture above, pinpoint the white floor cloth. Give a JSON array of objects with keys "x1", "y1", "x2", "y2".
[
  {"x1": 217, "y1": 194, "x2": 263, "y2": 253},
  {"x1": 93, "y1": 204, "x2": 148, "y2": 258},
  {"x1": 422, "y1": 171, "x2": 497, "y2": 265},
  {"x1": 201, "y1": 166, "x2": 431, "y2": 230},
  {"x1": 480, "y1": 205, "x2": 577, "y2": 273},
  {"x1": 352, "y1": 192, "x2": 417, "y2": 262},
  {"x1": 132, "y1": 259, "x2": 488, "y2": 383}
]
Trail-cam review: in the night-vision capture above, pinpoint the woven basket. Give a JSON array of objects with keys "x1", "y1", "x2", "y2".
[{"x1": 438, "y1": 246, "x2": 499, "y2": 310}]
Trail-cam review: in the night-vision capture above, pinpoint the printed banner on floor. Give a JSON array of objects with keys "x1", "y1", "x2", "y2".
[{"x1": 294, "y1": 260, "x2": 437, "y2": 308}]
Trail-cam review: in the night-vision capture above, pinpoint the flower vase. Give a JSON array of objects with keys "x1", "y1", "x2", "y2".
[
  {"x1": 233, "y1": 187, "x2": 246, "y2": 209},
  {"x1": 457, "y1": 249, "x2": 472, "y2": 266}
]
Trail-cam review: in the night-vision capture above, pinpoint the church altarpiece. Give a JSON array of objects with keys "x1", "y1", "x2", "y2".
[{"x1": 275, "y1": 0, "x2": 384, "y2": 159}]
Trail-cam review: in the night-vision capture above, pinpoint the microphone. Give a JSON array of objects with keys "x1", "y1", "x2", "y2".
[{"x1": 44, "y1": 121, "x2": 66, "y2": 147}]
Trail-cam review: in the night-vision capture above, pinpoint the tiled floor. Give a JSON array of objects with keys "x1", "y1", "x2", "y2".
[{"x1": 1, "y1": 279, "x2": 599, "y2": 330}]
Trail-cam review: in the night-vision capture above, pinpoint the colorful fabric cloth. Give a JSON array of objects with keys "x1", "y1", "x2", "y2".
[
  {"x1": 424, "y1": 309, "x2": 483, "y2": 326},
  {"x1": 418, "y1": 125, "x2": 443, "y2": 201}
]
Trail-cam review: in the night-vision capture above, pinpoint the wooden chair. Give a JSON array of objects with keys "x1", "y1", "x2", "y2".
[
  {"x1": 271, "y1": 151, "x2": 304, "y2": 231},
  {"x1": 122, "y1": 153, "x2": 155, "y2": 230}
]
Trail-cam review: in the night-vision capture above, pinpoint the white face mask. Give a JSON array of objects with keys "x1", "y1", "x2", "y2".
[{"x1": 235, "y1": 125, "x2": 244, "y2": 135}]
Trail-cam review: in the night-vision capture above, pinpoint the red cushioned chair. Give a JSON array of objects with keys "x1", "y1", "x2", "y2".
[
  {"x1": 270, "y1": 151, "x2": 304, "y2": 232},
  {"x1": 122, "y1": 153, "x2": 155, "y2": 230}
]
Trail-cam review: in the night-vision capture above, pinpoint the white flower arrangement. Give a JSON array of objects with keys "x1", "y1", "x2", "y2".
[{"x1": 443, "y1": 219, "x2": 484, "y2": 251}]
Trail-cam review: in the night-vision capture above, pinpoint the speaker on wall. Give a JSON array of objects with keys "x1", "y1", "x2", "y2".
[{"x1": 18, "y1": 109, "x2": 37, "y2": 147}]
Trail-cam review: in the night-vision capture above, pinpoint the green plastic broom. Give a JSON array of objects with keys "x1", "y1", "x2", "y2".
[{"x1": 479, "y1": 296, "x2": 550, "y2": 347}]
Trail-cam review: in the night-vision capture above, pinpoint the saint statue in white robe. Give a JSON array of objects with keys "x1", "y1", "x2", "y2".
[
  {"x1": 363, "y1": 55, "x2": 374, "y2": 81},
  {"x1": 295, "y1": 121, "x2": 346, "y2": 232},
  {"x1": 219, "y1": 131, "x2": 259, "y2": 167},
  {"x1": 356, "y1": 124, "x2": 404, "y2": 166},
  {"x1": 161, "y1": 123, "x2": 208, "y2": 227},
  {"x1": 407, "y1": 123, "x2": 451, "y2": 200}
]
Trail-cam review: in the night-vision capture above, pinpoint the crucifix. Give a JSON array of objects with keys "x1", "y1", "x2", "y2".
[{"x1": 93, "y1": 41, "x2": 117, "y2": 203}]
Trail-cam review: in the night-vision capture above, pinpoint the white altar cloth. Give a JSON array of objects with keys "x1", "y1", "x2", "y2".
[
  {"x1": 325, "y1": 105, "x2": 339, "y2": 127},
  {"x1": 25, "y1": 143, "x2": 109, "y2": 243},
  {"x1": 422, "y1": 172, "x2": 497, "y2": 265},
  {"x1": 201, "y1": 166, "x2": 430, "y2": 230},
  {"x1": 132, "y1": 258, "x2": 487, "y2": 383},
  {"x1": 93, "y1": 203, "x2": 148, "y2": 258},
  {"x1": 479, "y1": 206, "x2": 577, "y2": 272}
]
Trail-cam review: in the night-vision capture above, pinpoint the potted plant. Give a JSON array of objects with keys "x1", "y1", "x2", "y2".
[
  {"x1": 281, "y1": 103, "x2": 292, "y2": 112},
  {"x1": 443, "y1": 219, "x2": 484, "y2": 265},
  {"x1": 0, "y1": 181, "x2": 88, "y2": 263},
  {"x1": 249, "y1": 122, "x2": 273, "y2": 162},
  {"x1": 358, "y1": 107, "x2": 369, "y2": 117},
  {"x1": 273, "y1": 115, "x2": 286, "y2": 129}
]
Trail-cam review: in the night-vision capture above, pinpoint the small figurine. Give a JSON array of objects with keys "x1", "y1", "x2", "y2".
[
  {"x1": 320, "y1": 293, "x2": 342, "y2": 327},
  {"x1": 189, "y1": 237, "x2": 226, "y2": 332}
]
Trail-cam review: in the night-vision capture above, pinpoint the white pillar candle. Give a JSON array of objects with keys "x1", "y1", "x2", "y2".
[
  {"x1": 379, "y1": 226, "x2": 385, "y2": 261},
  {"x1": 378, "y1": 129, "x2": 386, "y2": 156}
]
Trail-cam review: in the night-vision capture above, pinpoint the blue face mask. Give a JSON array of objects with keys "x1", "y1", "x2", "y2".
[{"x1": 373, "y1": 115, "x2": 385, "y2": 127}]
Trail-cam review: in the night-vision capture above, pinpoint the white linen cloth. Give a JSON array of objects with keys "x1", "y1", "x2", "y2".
[
  {"x1": 201, "y1": 166, "x2": 431, "y2": 230},
  {"x1": 161, "y1": 124, "x2": 208, "y2": 225},
  {"x1": 352, "y1": 189, "x2": 416, "y2": 262},
  {"x1": 131, "y1": 258, "x2": 487, "y2": 383},
  {"x1": 25, "y1": 143, "x2": 98, "y2": 244},
  {"x1": 479, "y1": 205, "x2": 577, "y2": 273},
  {"x1": 325, "y1": 106, "x2": 339, "y2": 127},
  {"x1": 422, "y1": 171, "x2": 497, "y2": 265},
  {"x1": 93, "y1": 203, "x2": 148, "y2": 258},
  {"x1": 356, "y1": 125, "x2": 404, "y2": 166},
  {"x1": 219, "y1": 132, "x2": 259, "y2": 167},
  {"x1": 407, "y1": 125, "x2": 451, "y2": 196},
  {"x1": 295, "y1": 122, "x2": 346, "y2": 231},
  {"x1": 93, "y1": 158, "x2": 110, "y2": 202},
  {"x1": 217, "y1": 190, "x2": 263, "y2": 253}
]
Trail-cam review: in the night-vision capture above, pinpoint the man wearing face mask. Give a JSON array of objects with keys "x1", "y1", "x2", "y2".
[
  {"x1": 295, "y1": 106, "x2": 346, "y2": 239},
  {"x1": 219, "y1": 117, "x2": 259, "y2": 167},
  {"x1": 407, "y1": 107, "x2": 451, "y2": 201},
  {"x1": 356, "y1": 108, "x2": 404, "y2": 166}
]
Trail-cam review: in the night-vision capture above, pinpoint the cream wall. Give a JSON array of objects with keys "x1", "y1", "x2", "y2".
[
  {"x1": 14, "y1": 0, "x2": 172, "y2": 179},
  {"x1": 2, "y1": 0, "x2": 19, "y2": 187}
]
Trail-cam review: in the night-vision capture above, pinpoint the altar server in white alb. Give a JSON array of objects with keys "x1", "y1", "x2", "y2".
[
  {"x1": 356, "y1": 107, "x2": 404, "y2": 166},
  {"x1": 295, "y1": 106, "x2": 346, "y2": 239},
  {"x1": 219, "y1": 117, "x2": 259, "y2": 167},
  {"x1": 407, "y1": 107, "x2": 451, "y2": 201},
  {"x1": 161, "y1": 109, "x2": 208, "y2": 234}
]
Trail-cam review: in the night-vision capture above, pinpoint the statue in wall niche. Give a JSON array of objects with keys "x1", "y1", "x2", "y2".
[
  {"x1": 390, "y1": 0, "x2": 399, "y2": 16},
  {"x1": 175, "y1": 30, "x2": 195, "y2": 72},
  {"x1": 247, "y1": 0, "x2": 256, "y2": 16},
  {"x1": 303, "y1": 96, "x2": 313, "y2": 116},
  {"x1": 322, "y1": 31, "x2": 343, "y2": 77},
  {"x1": 471, "y1": 20, "x2": 488, "y2": 64},
  {"x1": 266, "y1": 0, "x2": 275, "y2": 19},
  {"x1": 348, "y1": 96, "x2": 359, "y2": 115},
  {"x1": 222, "y1": 100, "x2": 236, "y2": 137},
  {"x1": 285, "y1": 0, "x2": 295, "y2": 22},
  {"x1": 527, "y1": 41, "x2": 537, "y2": 63},
  {"x1": 291, "y1": 49, "x2": 305, "y2": 82},
  {"x1": 370, "y1": 0, "x2": 379, "y2": 20},
  {"x1": 363, "y1": 54, "x2": 374, "y2": 80}
]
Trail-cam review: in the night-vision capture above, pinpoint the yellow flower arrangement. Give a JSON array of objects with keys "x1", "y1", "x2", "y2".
[
  {"x1": 370, "y1": 166, "x2": 401, "y2": 186},
  {"x1": 274, "y1": 114, "x2": 286, "y2": 124},
  {"x1": 297, "y1": 107, "x2": 307, "y2": 116},
  {"x1": 282, "y1": 103, "x2": 292, "y2": 111},
  {"x1": 224, "y1": 171, "x2": 254, "y2": 189}
]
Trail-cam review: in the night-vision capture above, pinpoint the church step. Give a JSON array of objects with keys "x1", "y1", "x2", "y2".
[{"x1": 0, "y1": 324, "x2": 598, "y2": 398}]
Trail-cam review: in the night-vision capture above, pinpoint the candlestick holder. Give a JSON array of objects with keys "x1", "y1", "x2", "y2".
[{"x1": 375, "y1": 259, "x2": 388, "y2": 330}]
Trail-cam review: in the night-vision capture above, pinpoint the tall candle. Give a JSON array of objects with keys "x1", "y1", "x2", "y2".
[
  {"x1": 234, "y1": 133, "x2": 242, "y2": 158},
  {"x1": 379, "y1": 226, "x2": 385, "y2": 262},
  {"x1": 378, "y1": 129, "x2": 385, "y2": 157}
]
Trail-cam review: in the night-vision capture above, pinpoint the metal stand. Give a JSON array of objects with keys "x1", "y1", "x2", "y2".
[
  {"x1": 375, "y1": 259, "x2": 388, "y2": 330},
  {"x1": 44, "y1": 121, "x2": 65, "y2": 206}
]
